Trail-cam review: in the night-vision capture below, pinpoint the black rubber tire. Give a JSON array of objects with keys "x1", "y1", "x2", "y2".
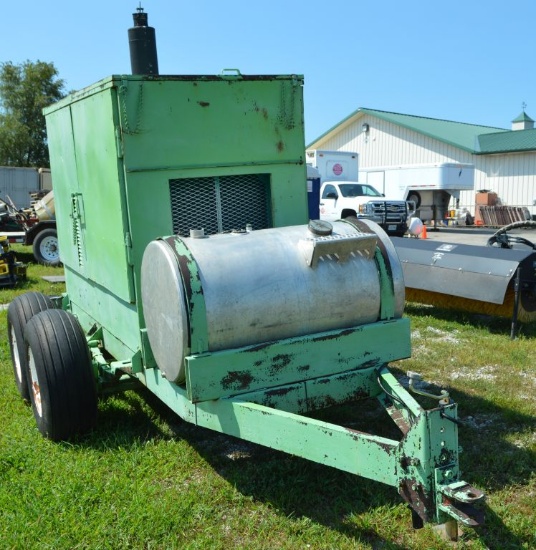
[
  {"x1": 24, "y1": 309, "x2": 98, "y2": 441},
  {"x1": 32, "y1": 228, "x2": 60, "y2": 266},
  {"x1": 407, "y1": 192, "x2": 421, "y2": 210},
  {"x1": 7, "y1": 292, "x2": 54, "y2": 402}
]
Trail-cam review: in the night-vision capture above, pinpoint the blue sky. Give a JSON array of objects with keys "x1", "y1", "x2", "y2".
[{"x1": 2, "y1": 1, "x2": 535, "y2": 143}]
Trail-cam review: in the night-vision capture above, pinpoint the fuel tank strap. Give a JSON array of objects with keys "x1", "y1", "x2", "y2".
[{"x1": 342, "y1": 217, "x2": 396, "y2": 320}]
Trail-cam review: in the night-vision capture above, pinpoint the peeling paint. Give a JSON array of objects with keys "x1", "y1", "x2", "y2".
[
  {"x1": 312, "y1": 328, "x2": 357, "y2": 343},
  {"x1": 221, "y1": 371, "x2": 254, "y2": 390},
  {"x1": 265, "y1": 386, "x2": 295, "y2": 397},
  {"x1": 399, "y1": 480, "x2": 433, "y2": 524},
  {"x1": 271, "y1": 354, "x2": 291, "y2": 371}
]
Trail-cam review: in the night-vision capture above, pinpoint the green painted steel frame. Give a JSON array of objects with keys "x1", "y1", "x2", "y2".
[
  {"x1": 185, "y1": 320, "x2": 411, "y2": 403},
  {"x1": 142, "y1": 360, "x2": 474, "y2": 525}
]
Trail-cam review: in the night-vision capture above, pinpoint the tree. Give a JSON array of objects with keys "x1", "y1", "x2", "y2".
[{"x1": 0, "y1": 60, "x2": 66, "y2": 167}]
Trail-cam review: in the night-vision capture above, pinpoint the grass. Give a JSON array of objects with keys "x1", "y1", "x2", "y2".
[{"x1": 0, "y1": 248, "x2": 535, "y2": 549}]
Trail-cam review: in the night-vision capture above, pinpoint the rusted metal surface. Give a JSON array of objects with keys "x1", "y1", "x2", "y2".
[
  {"x1": 399, "y1": 479, "x2": 434, "y2": 524},
  {"x1": 221, "y1": 370, "x2": 255, "y2": 392},
  {"x1": 438, "y1": 482, "x2": 485, "y2": 527},
  {"x1": 184, "y1": 320, "x2": 410, "y2": 403}
]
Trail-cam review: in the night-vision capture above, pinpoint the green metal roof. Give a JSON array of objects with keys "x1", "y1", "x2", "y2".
[
  {"x1": 308, "y1": 107, "x2": 536, "y2": 155},
  {"x1": 512, "y1": 110, "x2": 534, "y2": 123},
  {"x1": 476, "y1": 128, "x2": 536, "y2": 154},
  {"x1": 360, "y1": 108, "x2": 504, "y2": 153}
]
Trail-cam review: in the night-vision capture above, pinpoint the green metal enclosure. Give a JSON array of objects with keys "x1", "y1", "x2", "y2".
[{"x1": 45, "y1": 73, "x2": 308, "y2": 363}]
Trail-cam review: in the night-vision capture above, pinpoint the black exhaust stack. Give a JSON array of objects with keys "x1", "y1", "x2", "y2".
[{"x1": 128, "y1": 6, "x2": 159, "y2": 75}]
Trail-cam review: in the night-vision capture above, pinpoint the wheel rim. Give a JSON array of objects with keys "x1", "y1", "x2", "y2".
[
  {"x1": 39, "y1": 236, "x2": 59, "y2": 263},
  {"x1": 10, "y1": 325, "x2": 22, "y2": 383},
  {"x1": 28, "y1": 349, "x2": 43, "y2": 417}
]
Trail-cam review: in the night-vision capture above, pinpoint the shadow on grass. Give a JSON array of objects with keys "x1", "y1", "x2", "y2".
[
  {"x1": 83, "y1": 389, "x2": 408, "y2": 548},
  {"x1": 13, "y1": 249, "x2": 37, "y2": 265},
  {"x1": 76, "y1": 381, "x2": 534, "y2": 549}
]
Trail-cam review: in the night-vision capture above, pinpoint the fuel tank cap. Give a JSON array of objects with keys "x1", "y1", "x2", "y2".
[{"x1": 308, "y1": 219, "x2": 333, "y2": 236}]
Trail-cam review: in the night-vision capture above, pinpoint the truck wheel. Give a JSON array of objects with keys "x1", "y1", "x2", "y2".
[
  {"x1": 25, "y1": 309, "x2": 98, "y2": 441},
  {"x1": 33, "y1": 228, "x2": 60, "y2": 266},
  {"x1": 7, "y1": 292, "x2": 54, "y2": 402}
]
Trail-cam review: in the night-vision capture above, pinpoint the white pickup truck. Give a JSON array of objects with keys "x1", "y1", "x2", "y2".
[{"x1": 319, "y1": 181, "x2": 412, "y2": 237}]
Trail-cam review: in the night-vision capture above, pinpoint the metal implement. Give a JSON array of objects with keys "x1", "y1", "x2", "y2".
[
  {"x1": 5, "y1": 9, "x2": 485, "y2": 538},
  {"x1": 0, "y1": 191, "x2": 59, "y2": 266},
  {"x1": 0, "y1": 235, "x2": 26, "y2": 287},
  {"x1": 392, "y1": 236, "x2": 536, "y2": 331}
]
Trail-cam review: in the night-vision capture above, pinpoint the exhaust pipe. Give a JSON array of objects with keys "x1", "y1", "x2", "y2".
[{"x1": 128, "y1": 6, "x2": 159, "y2": 75}]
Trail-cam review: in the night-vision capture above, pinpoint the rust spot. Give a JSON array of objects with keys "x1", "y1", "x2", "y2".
[
  {"x1": 173, "y1": 251, "x2": 205, "y2": 324},
  {"x1": 436, "y1": 448, "x2": 455, "y2": 467},
  {"x1": 265, "y1": 387, "x2": 294, "y2": 397},
  {"x1": 318, "y1": 396, "x2": 338, "y2": 408},
  {"x1": 387, "y1": 407, "x2": 411, "y2": 435},
  {"x1": 400, "y1": 456, "x2": 414, "y2": 470},
  {"x1": 311, "y1": 328, "x2": 356, "y2": 343},
  {"x1": 221, "y1": 371, "x2": 254, "y2": 391},
  {"x1": 245, "y1": 342, "x2": 272, "y2": 352},
  {"x1": 276, "y1": 141, "x2": 284, "y2": 152},
  {"x1": 351, "y1": 389, "x2": 370, "y2": 400},
  {"x1": 308, "y1": 388, "x2": 370, "y2": 409},
  {"x1": 361, "y1": 359, "x2": 382, "y2": 369},
  {"x1": 271, "y1": 354, "x2": 291, "y2": 372},
  {"x1": 346, "y1": 427, "x2": 369, "y2": 438},
  {"x1": 398, "y1": 480, "x2": 433, "y2": 524},
  {"x1": 197, "y1": 101, "x2": 210, "y2": 107},
  {"x1": 297, "y1": 364, "x2": 310, "y2": 372}
]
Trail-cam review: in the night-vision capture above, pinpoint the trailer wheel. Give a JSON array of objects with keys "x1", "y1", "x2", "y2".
[
  {"x1": 24, "y1": 309, "x2": 97, "y2": 441},
  {"x1": 33, "y1": 228, "x2": 60, "y2": 266},
  {"x1": 7, "y1": 292, "x2": 54, "y2": 402},
  {"x1": 407, "y1": 192, "x2": 421, "y2": 210}
]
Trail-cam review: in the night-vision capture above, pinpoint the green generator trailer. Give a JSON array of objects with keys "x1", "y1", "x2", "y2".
[{"x1": 6, "y1": 11, "x2": 484, "y2": 539}]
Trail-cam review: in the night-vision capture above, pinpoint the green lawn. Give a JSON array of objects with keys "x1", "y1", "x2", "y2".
[{"x1": 1, "y1": 249, "x2": 535, "y2": 549}]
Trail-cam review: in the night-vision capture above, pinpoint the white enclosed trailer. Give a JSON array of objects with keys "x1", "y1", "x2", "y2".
[
  {"x1": 361, "y1": 163, "x2": 475, "y2": 222},
  {"x1": 305, "y1": 150, "x2": 359, "y2": 182}
]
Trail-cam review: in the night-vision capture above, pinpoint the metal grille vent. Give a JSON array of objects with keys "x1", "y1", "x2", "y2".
[{"x1": 169, "y1": 174, "x2": 271, "y2": 237}]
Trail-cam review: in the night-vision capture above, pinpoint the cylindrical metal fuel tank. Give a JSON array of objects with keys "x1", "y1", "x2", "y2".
[{"x1": 141, "y1": 220, "x2": 405, "y2": 383}]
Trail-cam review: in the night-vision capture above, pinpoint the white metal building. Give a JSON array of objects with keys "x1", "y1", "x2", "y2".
[{"x1": 307, "y1": 108, "x2": 536, "y2": 219}]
